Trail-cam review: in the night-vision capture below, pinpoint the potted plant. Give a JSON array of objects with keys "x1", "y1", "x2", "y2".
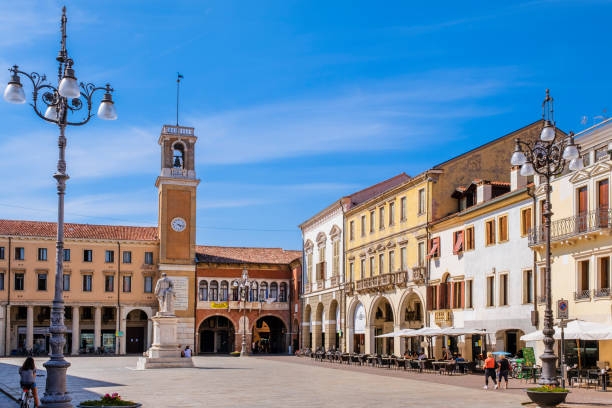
[
  {"x1": 525, "y1": 385, "x2": 569, "y2": 407},
  {"x1": 230, "y1": 351, "x2": 241, "y2": 357},
  {"x1": 78, "y1": 393, "x2": 142, "y2": 407}
]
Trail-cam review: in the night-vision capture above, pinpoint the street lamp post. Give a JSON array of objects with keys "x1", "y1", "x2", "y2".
[
  {"x1": 233, "y1": 268, "x2": 255, "y2": 356},
  {"x1": 510, "y1": 90, "x2": 583, "y2": 387},
  {"x1": 4, "y1": 7, "x2": 117, "y2": 407}
]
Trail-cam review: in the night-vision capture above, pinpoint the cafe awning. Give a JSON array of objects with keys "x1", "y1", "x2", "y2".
[
  {"x1": 521, "y1": 320, "x2": 612, "y2": 341},
  {"x1": 375, "y1": 328, "x2": 417, "y2": 338}
]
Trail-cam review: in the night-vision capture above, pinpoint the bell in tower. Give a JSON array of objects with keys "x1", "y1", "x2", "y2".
[{"x1": 157, "y1": 125, "x2": 197, "y2": 179}]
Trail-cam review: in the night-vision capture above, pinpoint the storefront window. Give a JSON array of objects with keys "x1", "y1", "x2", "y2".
[
  {"x1": 563, "y1": 340, "x2": 599, "y2": 368},
  {"x1": 80, "y1": 332, "x2": 94, "y2": 353}
]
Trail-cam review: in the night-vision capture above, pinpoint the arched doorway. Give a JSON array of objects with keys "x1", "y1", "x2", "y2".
[
  {"x1": 303, "y1": 305, "x2": 311, "y2": 349},
  {"x1": 399, "y1": 292, "x2": 424, "y2": 354},
  {"x1": 199, "y1": 316, "x2": 235, "y2": 354},
  {"x1": 126, "y1": 309, "x2": 148, "y2": 354},
  {"x1": 370, "y1": 297, "x2": 394, "y2": 355},
  {"x1": 496, "y1": 329, "x2": 525, "y2": 356},
  {"x1": 328, "y1": 300, "x2": 339, "y2": 350},
  {"x1": 352, "y1": 302, "x2": 366, "y2": 354},
  {"x1": 314, "y1": 303, "x2": 324, "y2": 350},
  {"x1": 252, "y1": 316, "x2": 287, "y2": 354}
]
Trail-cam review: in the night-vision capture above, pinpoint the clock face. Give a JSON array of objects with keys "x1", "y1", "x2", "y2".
[{"x1": 170, "y1": 217, "x2": 187, "y2": 232}]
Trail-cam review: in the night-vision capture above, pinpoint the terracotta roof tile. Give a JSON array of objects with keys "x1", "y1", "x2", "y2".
[
  {"x1": 343, "y1": 173, "x2": 410, "y2": 209},
  {"x1": 0, "y1": 219, "x2": 158, "y2": 241},
  {"x1": 196, "y1": 245, "x2": 301, "y2": 265}
]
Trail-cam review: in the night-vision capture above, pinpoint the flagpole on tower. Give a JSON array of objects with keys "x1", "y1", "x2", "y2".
[{"x1": 176, "y1": 72, "x2": 183, "y2": 126}]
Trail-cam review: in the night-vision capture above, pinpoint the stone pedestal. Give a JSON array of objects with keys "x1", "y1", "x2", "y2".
[{"x1": 137, "y1": 313, "x2": 193, "y2": 369}]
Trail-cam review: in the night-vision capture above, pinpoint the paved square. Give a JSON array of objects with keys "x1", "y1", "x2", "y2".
[{"x1": 0, "y1": 356, "x2": 607, "y2": 407}]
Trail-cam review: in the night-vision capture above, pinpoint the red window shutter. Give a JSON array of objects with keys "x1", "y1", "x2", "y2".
[
  {"x1": 426, "y1": 286, "x2": 433, "y2": 310},
  {"x1": 453, "y1": 231, "x2": 464, "y2": 254},
  {"x1": 438, "y1": 283, "x2": 445, "y2": 310},
  {"x1": 600, "y1": 180, "x2": 609, "y2": 209},
  {"x1": 427, "y1": 238, "x2": 439, "y2": 259},
  {"x1": 460, "y1": 281, "x2": 465, "y2": 308},
  {"x1": 449, "y1": 282, "x2": 454, "y2": 308}
]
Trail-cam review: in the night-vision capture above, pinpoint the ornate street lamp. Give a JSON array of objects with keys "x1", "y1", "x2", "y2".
[
  {"x1": 4, "y1": 7, "x2": 116, "y2": 407},
  {"x1": 233, "y1": 268, "x2": 256, "y2": 356},
  {"x1": 510, "y1": 90, "x2": 583, "y2": 387}
]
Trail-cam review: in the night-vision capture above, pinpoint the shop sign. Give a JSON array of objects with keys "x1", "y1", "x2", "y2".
[
  {"x1": 115, "y1": 331, "x2": 124, "y2": 337},
  {"x1": 211, "y1": 302, "x2": 228, "y2": 309}
]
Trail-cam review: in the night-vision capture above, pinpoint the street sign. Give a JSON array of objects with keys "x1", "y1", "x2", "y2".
[
  {"x1": 557, "y1": 299, "x2": 569, "y2": 320},
  {"x1": 116, "y1": 331, "x2": 124, "y2": 337}
]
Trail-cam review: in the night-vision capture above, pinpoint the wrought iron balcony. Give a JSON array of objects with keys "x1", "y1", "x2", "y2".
[
  {"x1": 411, "y1": 266, "x2": 426, "y2": 284},
  {"x1": 574, "y1": 290, "x2": 591, "y2": 301},
  {"x1": 528, "y1": 208, "x2": 612, "y2": 246},
  {"x1": 355, "y1": 271, "x2": 408, "y2": 293},
  {"x1": 594, "y1": 288, "x2": 611, "y2": 298}
]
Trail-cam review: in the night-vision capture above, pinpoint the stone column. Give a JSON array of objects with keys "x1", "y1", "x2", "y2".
[
  {"x1": 5, "y1": 305, "x2": 11, "y2": 354},
  {"x1": 115, "y1": 306, "x2": 120, "y2": 354},
  {"x1": 94, "y1": 306, "x2": 102, "y2": 350},
  {"x1": 311, "y1": 322, "x2": 321, "y2": 350},
  {"x1": 147, "y1": 318, "x2": 153, "y2": 349},
  {"x1": 26, "y1": 306, "x2": 34, "y2": 351},
  {"x1": 365, "y1": 325, "x2": 373, "y2": 354},
  {"x1": 120, "y1": 313, "x2": 127, "y2": 355},
  {"x1": 394, "y1": 325, "x2": 403, "y2": 356},
  {"x1": 71, "y1": 306, "x2": 80, "y2": 356},
  {"x1": 0, "y1": 305, "x2": 5, "y2": 357}
]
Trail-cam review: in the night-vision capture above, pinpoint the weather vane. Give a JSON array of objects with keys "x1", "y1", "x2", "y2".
[{"x1": 176, "y1": 72, "x2": 183, "y2": 126}]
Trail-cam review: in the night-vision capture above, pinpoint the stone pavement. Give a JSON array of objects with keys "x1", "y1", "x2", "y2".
[{"x1": 0, "y1": 355, "x2": 609, "y2": 407}]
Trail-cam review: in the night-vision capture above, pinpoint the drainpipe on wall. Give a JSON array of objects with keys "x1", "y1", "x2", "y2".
[
  {"x1": 5, "y1": 237, "x2": 12, "y2": 356},
  {"x1": 425, "y1": 177, "x2": 433, "y2": 358}
]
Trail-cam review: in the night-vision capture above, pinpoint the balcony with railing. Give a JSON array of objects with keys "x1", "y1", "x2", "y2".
[
  {"x1": 594, "y1": 288, "x2": 611, "y2": 298},
  {"x1": 412, "y1": 266, "x2": 426, "y2": 284},
  {"x1": 162, "y1": 124, "x2": 195, "y2": 136},
  {"x1": 355, "y1": 271, "x2": 408, "y2": 293},
  {"x1": 574, "y1": 289, "x2": 591, "y2": 301},
  {"x1": 528, "y1": 208, "x2": 611, "y2": 246}
]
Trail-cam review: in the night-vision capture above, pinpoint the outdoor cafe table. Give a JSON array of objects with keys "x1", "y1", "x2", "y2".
[{"x1": 432, "y1": 361, "x2": 449, "y2": 373}]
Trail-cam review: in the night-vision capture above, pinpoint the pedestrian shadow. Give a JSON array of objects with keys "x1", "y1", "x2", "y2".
[{"x1": 0, "y1": 362, "x2": 123, "y2": 405}]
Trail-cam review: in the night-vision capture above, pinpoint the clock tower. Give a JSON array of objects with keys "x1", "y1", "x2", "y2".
[{"x1": 155, "y1": 124, "x2": 199, "y2": 349}]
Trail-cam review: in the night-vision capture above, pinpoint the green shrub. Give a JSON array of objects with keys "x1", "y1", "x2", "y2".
[
  {"x1": 527, "y1": 386, "x2": 569, "y2": 393},
  {"x1": 80, "y1": 393, "x2": 137, "y2": 406}
]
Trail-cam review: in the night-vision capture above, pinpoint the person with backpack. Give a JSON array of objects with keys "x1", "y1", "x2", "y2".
[{"x1": 483, "y1": 352, "x2": 498, "y2": 390}]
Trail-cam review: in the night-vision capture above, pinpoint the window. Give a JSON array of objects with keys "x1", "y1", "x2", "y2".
[
  {"x1": 540, "y1": 200, "x2": 546, "y2": 225},
  {"x1": 389, "y1": 201, "x2": 395, "y2": 225},
  {"x1": 598, "y1": 257, "x2": 610, "y2": 291},
  {"x1": 307, "y1": 252, "x2": 313, "y2": 283},
  {"x1": 332, "y1": 240, "x2": 340, "y2": 276},
  {"x1": 418, "y1": 188, "x2": 426, "y2": 214},
  {"x1": 427, "y1": 285, "x2": 438, "y2": 311},
  {"x1": 349, "y1": 262, "x2": 354, "y2": 282},
  {"x1": 486, "y1": 276, "x2": 495, "y2": 307},
  {"x1": 83, "y1": 275, "x2": 92, "y2": 292},
  {"x1": 63, "y1": 248, "x2": 70, "y2": 261},
  {"x1": 498, "y1": 215, "x2": 508, "y2": 242},
  {"x1": 199, "y1": 280, "x2": 208, "y2": 301},
  {"x1": 520, "y1": 207, "x2": 532, "y2": 237},
  {"x1": 15, "y1": 247, "x2": 24, "y2": 260},
  {"x1": 15, "y1": 273, "x2": 24, "y2": 290},
  {"x1": 144, "y1": 276, "x2": 153, "y2": 293},
  {"x1": 279, "y1": 282, "x2": 287, "y2": 302},
  {"x1": 259, "y1": 282, "x2": 267, "y2": 300},
  {"x1": 578, "y1": 260, "x2": 590, "y2": 292},
  {"x1": 577, "y1": 186, "x2": 588, "y2": 232},
  {"x1": 173, "y1": 143, "x2": 185, "y2": 168},
  {"x1": 389, "y1": 251, "x2": 395, "y2": 273},
  {"x1": 209, "y1": 280, "x2": 219, "y2": 301},
  {"x1": 539, "y1": 267, "x2": 547, "y2": 299},
  {"x1": 105, "y1": 275, "x2": 114, "y2": 292},
  {"x1": 378, "y1": 254, "x2": 384, "y2": 275},
  {"x1": 400, "y1": 247, "x2": 407, "y2": 271},
  {"x1": 360, "y1": 215, "x2": 366, "y2": 237},
  {"x1": 317, "y1": 246, "x2": 326, "y2": 280},
  {"x1": 417, "y1": 241, "x2": 425, "y2": 266},
  {"x1": 0, "y1": 246, "x2": 4, "y2": 259},
  {"x1": 499, "y1": 274, "x2": 508, "y2": 306},
  {"x1": 83, "y1": 249, "x2": 93, "y2": 262},
  {"x1": 427, "y1": 237, "x2": 440, "y2": 259},
  {"x1": 598, "y1": 179, "x2": 609, "y2": 227},
  {"x1": 122, "y1": 251, "x2": 132, "y2": 264},
  {"x1": 250, "y1": 282, "x2": 258, "y2": 301},
  {"x1": 63, "y1": 274, "x2": 70, "y2": 291},
  {"x1": 369, "y1": 210, "x2": 375, "y2": 232},
  {"x1": 485, "y1": 220, "x2": 496, "y2": 246},
  {"x1": 349, "y1": 221, "x2": 355, "y2": 241},
  {"x1": 595, "y1": 145, "x2": 609, "y2": 161},
  {"x1": 379, "y1": 207, "x2": 385, "y2": 229},
  {"x1": 465, "y1": 280, "x2": 473, "y2": 308},
  {"x1": 465, "y1": 226, "x2": 475, "y2": 251},
  {"x1": 400, "y1": 197, "x2": 407, "y2": 220},
  {"x1": 452, "y1": 281, "x2": 463, "y2": 309},
  {"x1": 37, "y1": 273, "x2": 47, "y2": 291},
  {"x1": 270, "y1": 282, "x2": 278, "y2": 301},
  {"x1": 369, "y1": 256, "x2": 375, "y2": 277},
  {"x1": 144, "y1": 252, "x2": 154, "y2": 265},
  {"x1": 220, "y1": 281, "x2": 229, "y2": 301},
  {"x1": 81, "y1": 307, "x2": 93, "y2": 320},
  {"x1": 453, "y1": 230, "x2": 464, "y2": 254},
  {"x1": 523, "y1": 270, "x2": 533, "y2": 304},
  {"x1": 105, "y1": 250, "x2": 114, "y2": 263},
  {"x1": 360, "y1": 258, "x2": 366, "y2": 280},
  {"x1": 123, "y1": 275, "x2": 132, "y2": 293},
  {"x1": 37, "y1": 248, "x2": 47, "y2": 261},
  {"x1": 0, "y1": 272, "x2": 4, "y2": 290}
]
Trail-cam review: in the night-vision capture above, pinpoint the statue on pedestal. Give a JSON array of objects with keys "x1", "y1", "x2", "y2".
[{"x1": 155, "y1": 273, "x2": 175, "y2": 315}]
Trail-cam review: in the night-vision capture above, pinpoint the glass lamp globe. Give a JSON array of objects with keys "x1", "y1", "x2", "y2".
[
  {"x1": 569, "y1": 157, "x2": 584, "y2": 171},
  {"x1": 511, "y1": 150, "x2": 527, "y2": 166},
  {"x1": 520, "y1": 162, "x2": 535, "y2": 176},
  {"x1": 3, "y1": 80, "x2": 26, "y2": 104},
  {"x1": 44, "y1": 105, "x2": 58, "y2": 120},
  {"x1": 540, "y1": 121, "x2": 555, "y2": 142},
  {"x1": 563, "y1": 144, "x2": 579, "y2": 160},
  {"x1": 58, "y1": 67, "x2": 80, "y2": 99},
  {"x1": 97, "y1": 100, "x2": 117, "y2": 120}
]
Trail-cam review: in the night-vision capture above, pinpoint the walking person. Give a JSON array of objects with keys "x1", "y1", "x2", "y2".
[
  {"x1": 483, "y1": 352, "x2": 498, "y2": 390},
  {"x1": 497, "y1": 354, "x2": 511, "y2": 390}
]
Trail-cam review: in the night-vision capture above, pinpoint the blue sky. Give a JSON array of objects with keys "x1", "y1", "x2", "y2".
[{"x1": 1, "y1": 0, "x2": 611, "y2": 249}]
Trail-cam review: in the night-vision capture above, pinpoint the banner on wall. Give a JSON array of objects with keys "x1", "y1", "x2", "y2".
[
  {"x1": 354, "y1": 304, "x2": 366, "y2": 334},
  {"x1": 211, "y1": 302, "x2": 228, "y2": 309}
]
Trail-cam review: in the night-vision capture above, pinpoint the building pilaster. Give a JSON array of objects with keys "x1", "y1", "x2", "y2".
[
  {"x1": 94, "y1": 306, "x2": 102, "y2": 350},
  {"x1": 71, "y1": 306, "x2": 80, "y2": 356},
  {"x1": 26, "y1": 306, "x2": 34, "y2": 351}
]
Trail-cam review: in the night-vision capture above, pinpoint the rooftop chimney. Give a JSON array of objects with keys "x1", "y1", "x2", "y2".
[
  {"x1": 510, "y1": 165, "x2": 528, "y2": 191},
  {"x1": 476, "y1": 180, "x2": 492, "y2": 204}
]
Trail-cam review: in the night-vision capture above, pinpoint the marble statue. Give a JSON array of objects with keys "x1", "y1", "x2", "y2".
[{"x1": 155, "y1": 273, "x2": 175, "y2": 315}]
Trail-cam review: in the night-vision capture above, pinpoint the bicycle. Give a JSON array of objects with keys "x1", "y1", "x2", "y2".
[{"x1": 18, "y1": 384, "x2": 34, "y2": 408}]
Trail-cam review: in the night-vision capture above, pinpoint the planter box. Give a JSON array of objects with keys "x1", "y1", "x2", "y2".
[
  {"x1": 78, "y1": 404, "x2": 142, "y2": 408},
  {"x1": 525, "y1": 390, "x2": 569, "y2": 407}
]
